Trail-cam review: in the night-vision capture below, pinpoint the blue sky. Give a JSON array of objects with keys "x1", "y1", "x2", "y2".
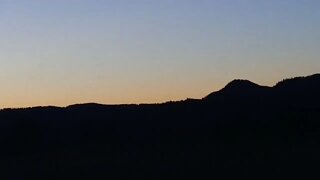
[{"x1": 1, "y1": 0, "x2": 319, "y2": 107}]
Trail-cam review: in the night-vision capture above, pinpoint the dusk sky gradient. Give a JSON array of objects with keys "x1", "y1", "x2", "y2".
[{"x1": 1, "y1": 0, "x2": 320, "y2": 108}]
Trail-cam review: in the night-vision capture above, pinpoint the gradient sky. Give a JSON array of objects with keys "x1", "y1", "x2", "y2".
[{"x1": 1, "y1": 0, "x2": 320, "y2": 108}]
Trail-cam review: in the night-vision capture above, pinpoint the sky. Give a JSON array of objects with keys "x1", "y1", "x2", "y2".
[{"x1": 1, "y1": 0, "x2": 320, "y2": 108}]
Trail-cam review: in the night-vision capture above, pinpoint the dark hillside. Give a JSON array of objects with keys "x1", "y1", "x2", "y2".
[{"x1": 0, "y1": 74, "x2": 320, "y2": 179}]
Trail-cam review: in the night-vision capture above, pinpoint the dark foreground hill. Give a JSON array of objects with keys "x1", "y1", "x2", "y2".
[{"x1": 1, "y1": 74, "x2": 320, "y2": 179}]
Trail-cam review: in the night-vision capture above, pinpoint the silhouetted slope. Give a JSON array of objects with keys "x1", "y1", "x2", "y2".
[
  {"x1": 0, "y1": 74, "x2": 320, "y2": 179},
  {"x1": 273, "y1": 74, "x2": 320, "y2": 108},
  {"x1": 275, "y1": 73, "x2": 320, "y2": 89}
]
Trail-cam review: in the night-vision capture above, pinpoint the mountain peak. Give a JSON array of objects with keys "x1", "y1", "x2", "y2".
[
  {"x1": 204, "y1": 73, "x2": 320, "y2": 104},
  {"x1": 224, "y1": 79, "x2": 260, "y2": 90},
  {"x1": 204, "y1": 79, "x2": 269, "y2": 101},
  {"x1": 219, "y1": 79, "x2": 269, "y2": 95}
]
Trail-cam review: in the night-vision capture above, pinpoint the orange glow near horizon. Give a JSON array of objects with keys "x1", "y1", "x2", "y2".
[{"x1": 1, "y1": 1, "x2": 320, "y2": 108}]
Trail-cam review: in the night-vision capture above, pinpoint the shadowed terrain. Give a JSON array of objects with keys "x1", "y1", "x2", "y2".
[{"x1": 0, "y1": 74, "x2": 320, "y2": 179}]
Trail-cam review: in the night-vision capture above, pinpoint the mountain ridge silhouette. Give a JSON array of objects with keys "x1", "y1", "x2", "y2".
[
  {"x1": 0, "y1": 73, "x2": 319, "y2": 179},
  {"x1": 2, "y1": 73, "x2": 319, "y2": 110}
]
